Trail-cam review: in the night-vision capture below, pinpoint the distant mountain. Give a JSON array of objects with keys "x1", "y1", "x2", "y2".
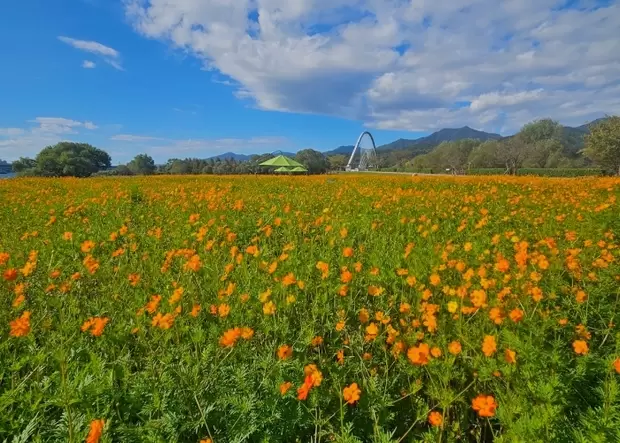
[
  {"x1": 323, "y1": 145, "x2": 355, "y2": 156},
  {"x1": 378, "y1": 126, "x2": 501, "y2": 151},
  {"x1": 207, "y1": 152, "x2": 252, "y2": 161}
]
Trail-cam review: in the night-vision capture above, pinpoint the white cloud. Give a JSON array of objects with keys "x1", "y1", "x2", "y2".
[
  {"x1": 0, "y1": 117, "x2": 99, "y2": 160},
  {"x1": 58, "y1": 36, "x2": 123, "y2": 70},
  {"x1": 82, "y1": 60, "x2": 96, "y2": 69},
  {"x1": 125, "y1": 0, "x2": 620, "y2": 133}
]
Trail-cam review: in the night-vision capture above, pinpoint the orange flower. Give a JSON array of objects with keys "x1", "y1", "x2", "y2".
[
  {"x1": 278, "y1": 344, "x2": 293, "y2": 360},
  {"x1": 482, "y1": 335, "x2": 497, "y2": 357},
  {"x1": 304, "y1": 364, "x2": 323, "y2": 387},
  {"x1": 81, "y1": 240, "x2": 95, "y2": 253},
  {"x1": 489, "y1": 307, "x2": 503, "y2": 325},
  {"x1": 297, "y1": 376, "x2": 313, "y2": 400},
  {"x1": 430, "y1": 347, "x2": 442, "y2": 358},
  {"x1": 428, "y1": 411, "x2": 443, "y2": 427},
  {"x1": 368, "y1": 285, "x2": 384, "y2": 296},
  {"x1": 184, "y1": 254, "x2": 202, "y2": 272},
  {"x1": 311, "y1": 336, "x2": 324, "y2": 347},
  {"x1": 575, "y1": 290, "x2": 587, "y2": 303},
  {"x1": 219, "y1": 327, "x2": 242, "y2": 347},
  {"x1": 336, "y1": 349, "x2": 345, "y2": 364},
  {"x1": 9, "y1": 311, "x2": 31, "y2": 337},
  {"x1": 0, "y1": 252, "x2": 9, "y2": 266},
  {"x1": 448, "y1": 341, "x2": 462, "y2": 355},
  {"x1": 86, "y1": 419, "x2": 105, "y2": 443},
  {"x1": 3, "y1": 268, "x2": 18, "y2": 281},
  {"x1": 81, "y1": 317, "x2": 110, "y2": 337},
  {"x1": 145, "y1": 295, "x2": 162, "y2": 314},
  {"x1": 218, "y1": 303, "x2": 231, "y2": 317},
  {"x1": 316, "y1": 261, "x2": 329, "y2": 279},
  {"x1": 282, "y1": 272, "x2": 297, "y2": 286},
  {"x1": 573, "y1": 340, "x2": 589, "y2": 355},
  {"x1": 200, "y1": 439, "x2": 213, "y2": 443},
  {"x1": 407, "y1": 343, "x2": 431, "y2": 366},
  {"x1": 504, "y1": 349, "x2": 517, "y2": 364},
  {"x1": 359, "y1": 308, "x2": 369, "y2": 323},
  {"x1": 190, "y1": 304, "x2": 201, "y2": 317},
  {"x1": 429, "y1": 274, "x2": 441, "y2": 286},
  {"x1": 280, "y1": 381, "x2": 292, "y2": 395},
  {"x1": 62, "y1": 231, "x2": 73, "y2": 241},
  {"x1": 342, "y1": 247, "x2": 354, "y2": 258},
  {"x1": 472, "y1": 394, "x2": 497, "y2": 417},
  {"x1": 365, "y1": 322, "x2": 379, "y2": 341},
  {"x1": 152, "y1": 312, "x2": 175, "y2": 330},
  {"x1": 128, "y1": 273, "x2": 141, "y2": 287},
  {"x1": 263, "y1": 301, "x2": 276, "y2": 315},
  {"x1": 509, "y1": 308, "x2": 524, "y2": 323},
  {"x1": 343, "y1": 382, "x2": 361, "y2": 405},
  {"x1": 240, "y1": 327, "x2": 254, "y2": 340},
  {"x1": 340, "y1": 269, "x2": 353, "y2": 283},
  {"x1": 613, "y1": 358, "x2": 620, "y2": 374}
]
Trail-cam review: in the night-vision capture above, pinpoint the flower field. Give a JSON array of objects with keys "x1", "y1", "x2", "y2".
[{"x1": 1, "y1": 175, "x2": 619, "y2": 442}]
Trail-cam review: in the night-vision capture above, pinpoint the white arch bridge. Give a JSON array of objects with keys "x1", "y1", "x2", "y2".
[{"x1": 346, "y1": 131, "x2": 378, "y2": 171}]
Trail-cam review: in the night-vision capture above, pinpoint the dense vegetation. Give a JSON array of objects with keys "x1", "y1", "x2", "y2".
[
  {"x1": 9, "y1": 116, "x2": 620, "y2": 177},
  {"x1": 1, "y1": 174, "x2": 619, "y2": 441}
]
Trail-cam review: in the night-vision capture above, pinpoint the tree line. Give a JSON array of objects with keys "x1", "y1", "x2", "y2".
[
  {"x1": 403, "y1": 117, "x2": 620, "y2": 175},
  {"x1": 9, "y1": 116, "x2": 620, "y2": 177}
]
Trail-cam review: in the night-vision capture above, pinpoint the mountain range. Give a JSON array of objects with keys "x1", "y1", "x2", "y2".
[{"x1": 185, "y1": 119, "x2": 605, "y2": 162}]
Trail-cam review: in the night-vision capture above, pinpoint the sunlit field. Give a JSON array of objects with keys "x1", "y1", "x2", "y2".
[{"x1": 1, "y1": 175, "x2": 619, "y2": 442}]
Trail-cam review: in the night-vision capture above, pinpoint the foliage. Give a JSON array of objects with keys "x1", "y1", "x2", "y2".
[
  {"x1": 295, "y1": 149, "x2": 330, "y2": 174},
  {"x1": 127, "y1": 154, "x2": 156, "y2": 175},
  {"x1": 327, "y1": 155, "x2": 348, "y2": 171},
  {"x1": 468, "y1": 168, "x2": 603, "y2": 177},
  {"x1": 584, "y1": 116, "x2": 620, "y2": 175},
  {"x1": 11, "y1": 143, "x2": 111, "y2": 177},
  {"x1": 0, "y1": 175, "x2": 619, "y2": 442}
]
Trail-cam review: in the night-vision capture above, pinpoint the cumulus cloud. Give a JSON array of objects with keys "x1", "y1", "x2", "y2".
[
  {"x1": 125, "y1": 0, "x2": 620, "y2": 133},
  {"x1": 58, "y1": 36, "x2": 123, "y2": 70},
  {"x1": 82, "y1": 60, "x2": 96, "y2": 69},
  {"x1": 0, "y1": 117, "x2": 99, "y2": 160}
]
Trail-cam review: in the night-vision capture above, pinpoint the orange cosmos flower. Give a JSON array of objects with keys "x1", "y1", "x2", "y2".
[
  {"x1": 168, "y1": 287, "x2": 184, "y2": 305},
  {"x1": 504, "y1": 349, "x2": 517, "y2": 364},
  {"x1": 263, "y1": 301, "x2": 276, "y2": 315},
  {"x1": 280, "y1": 381, "x2": 292, "y2": 395},
  {"x1": 9, "y1": 311, "x2": 31, "y2": 337},
  {"x1": 429, "y1": 274, "x2": 441, "y2": 286},
  {"x1": 128, "y1": 273, "x2": 141, "y2": 287},
  {"x1": 240, "y1": 327, "x2": 254, "y2": 340},
  {"x1": 304, "y1": 364, "x2": 323, "y2": 387},
  {"x1": 343, "y1": 383, "x2": 361, "y2": 405},
  {"x1": 297, "y1": 376, "x2": 313, "y2": 400},
  {"x1": 62, "y1": 232, "x2": 73, "y2": 241},
  {"x1": 145, "y1": 295, "x2": 161, "y2": 314},
  {"x1": 448, "y1": 341, "x2": 462, "y2": 355},
  {"x1": 368, "y1": 285, "x2": 384, "y2": 296},
  {"x1": 407, "y1": 343, "x2": 431, "y2": 366},
  {"x1": 282, "y1": 272, "x2": 297, "y2": 286},
  {"x1": 365, "y1": 322, "x2": 379, "y2": 341},
  {"x1": 200, "y1": 439, "x2": 213, "y2": 443},
  {"x1": 311, "y1": 336, "x2": 324, "y2": 347},
  {"x1": 489, "y1": 307, "x2": 503, "y2": 325},
  {"x1": 342, "y1": 247, "x2": 354, "y2": 258},
  {"x1": 482, "y1": 336, "x2": 497, "y2": 357},
  {"x1": 190, "y1": 304, "x2": 201, "y2": 317},
  {"x1": 316, "y1": 261, "x2": 329, "y2": 279},
  {"x1": 81, "y1": 317, "x2": 110, "y2": 337},
  {"x1": 336, "y1": 349, "x2": 345, "y2": 364},
  {"x1": 151, "y1": 313, "x2": 175, "y2": 330},
  {"x1": 0, "y1": 252, "x2": 9, "y2": 266},
  {"x1": 85, "y1": 419, "x2": 105, "y2": 443},
  {"x1": 613, "y1": 358, "x2": 620, "y2": 374},
  {"x1": 359, "y1": 308, "x2": 370, "y2": 323},
  {"x1": 81, "y1": 240, "x2": 95, "y2": 253},
  {"x1": 573, "y1": 340, "x2": 589, "y2": 355},
  {"x1": 3, "y1": 268, "x2": 18, "y2": 281},
  {"x1": 340, "y1": 269, "x2": 353, "y2": 283},
  {"x1": 428, "y1": 411, "x2": 443, "y2": 427},
  {"x1": 509, "y1": 308, "x2": 524, "y2": 323},
  {"x1": 430, "y1": 347, "x2": 442, "y2": 358},
  {"x1": 472, "y1": 394, "x2": 497, "y2": 417},
  {"x1": 184, "y1": 254, "x2": 202, "y2": 272},
  {"x1": 219, "y1": 327, "x2": 242, "y2": 347},
  {"x1": 575, "y1": 290, "x2": 587, "y2": 303},
  {"x1": 218, "y1": 303, "x2": 230, "y2": 317},
  {"x1": 278, "y1": 345, "x2": 293, "y2": 360}
]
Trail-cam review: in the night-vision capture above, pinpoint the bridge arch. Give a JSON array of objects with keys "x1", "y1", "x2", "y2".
[{"x1": 346, "y1": 131, "x2": 378, "y2": 171}]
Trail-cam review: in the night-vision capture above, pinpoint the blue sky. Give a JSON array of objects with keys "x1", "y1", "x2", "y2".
[{"x1": 1, "y1": 0, "x2": 618, "y2": 163}]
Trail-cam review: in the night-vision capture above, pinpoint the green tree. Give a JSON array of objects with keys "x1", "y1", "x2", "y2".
[
  {"x1": 468, "y1": 140, "x2": 503, "y2": 168},
  {"x1": 127, "y1": 154, "x2": 156, "y2": 175},
  {"x1": 11, "y1": 157, "x2": 37, "y2": 173},
  {"x1": 295, "y1": 149, "x2": 329, "y2": 174},
  {"x1": 584, "y1": 116, "x2": 620, "y2": 175},
  {"x1": 12, "y1": 142, "x2": 110, "y2": 177},
  {"x1": 327, "y1": 155, "x2": 348, "y2": 171}
]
